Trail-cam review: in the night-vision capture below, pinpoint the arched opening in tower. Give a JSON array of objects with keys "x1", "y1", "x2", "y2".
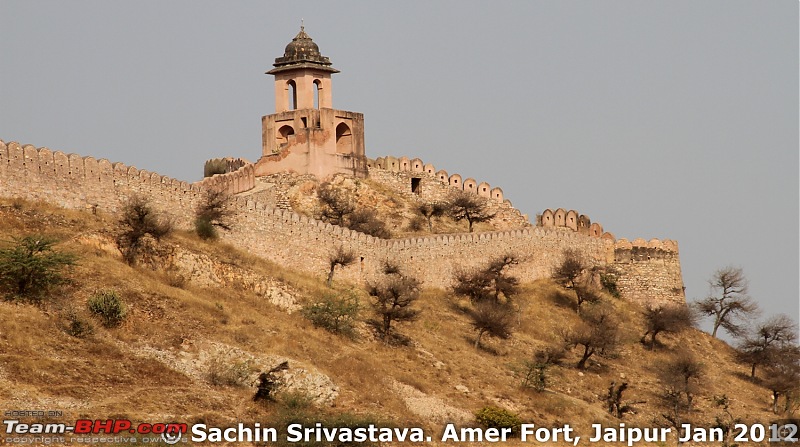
[
  {"x1": 335, "y1": 123, "x2": 352, "y2": 154},
  {"x1": 313, "y1": 79, "x2": 321, "y2": 109},
  {"x1": 277, "y1": 125, "x2": 295, "y2": 148},
  {"x1": 287, "y1": 80, "x2": 297, "y2": 110}
]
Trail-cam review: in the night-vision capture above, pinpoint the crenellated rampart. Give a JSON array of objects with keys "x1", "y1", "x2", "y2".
[
  {"x1": 368, "y1": 156, "x2": 507, "y2": 202},
  {"x1": 612, "y1": 238, "x2": 684, "y2": 306},
  {"x1": 0, "y1": 139, "x2": 685, "y2": 306},
  {"x1": 538, "y1": 208, "x2": 608, "y2": 238},
  {"x1": 0, "y1": 141, "x2": 204, "y2": 222},
  {"x1": 195, "y1": 162, "x2": 256, "y2": 196},
  {"x1": 366, "y1": 155, "x2": 530, "y2": 230}
]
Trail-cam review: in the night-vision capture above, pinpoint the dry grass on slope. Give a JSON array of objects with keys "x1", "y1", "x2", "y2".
[{"x1": 0, "y1": 198, "x2": 787, "y2": 447}]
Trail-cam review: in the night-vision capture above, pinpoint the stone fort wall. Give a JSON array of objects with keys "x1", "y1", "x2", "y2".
[
  {"x1": 366, "y1": 155, "x2": 530, "y2": 230},
  {"x1": 0, "y1": 140, "x2": 685, "y2": 306}
]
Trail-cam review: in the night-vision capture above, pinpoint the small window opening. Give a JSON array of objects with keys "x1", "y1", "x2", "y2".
[
  {"x1": 287, "y1": 80, "x2": 297, "y2": 110},
  {"x1": 313, "y1": 80, "x2": 321, "y2": 109},
  {"x1": 411, "y1": 178, "x2": 421, "y2": 194},
  {"x1": 301, "y1": 117, "x2": 307, "y2": 128}
]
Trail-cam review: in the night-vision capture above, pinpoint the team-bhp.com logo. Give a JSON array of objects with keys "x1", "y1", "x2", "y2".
[{"x1": 4, "y1": 418, "x2": 187, "y2": 444}]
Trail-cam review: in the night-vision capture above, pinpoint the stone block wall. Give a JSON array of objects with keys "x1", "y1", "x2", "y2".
[
  {"x1": 195, "y1": 163, "x2": 256, "y2": 196},
  {"x1": 366, "y1": 156, "x2": 530, "y2": 230},
  {"x1": 0, "y1": 141, "x2": 204, "y2": 223},
  {"x1": 612, "y1": 238, "x2": 685, "y2": 306},
  {"x1": 0, "y1": 139, "x2": 685, "y2": 307}
]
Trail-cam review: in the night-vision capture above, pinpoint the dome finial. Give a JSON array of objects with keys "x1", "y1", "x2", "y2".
[{"x1": 269, "y1": 23, "x2": 338, "y2": 72}]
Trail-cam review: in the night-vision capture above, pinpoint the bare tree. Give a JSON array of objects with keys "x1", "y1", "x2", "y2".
[
  {"x1": 197, "y1": 189, "x2": 232, "y2": 229},
  {"x1": 662, "y1": 350, "x2": 704, "y2": 411},
  {"x1": 552, "y1": 249, "x2": 603, "y2": 313},
  {"x1": 737, "y1": 314, "x2": 798, "y2": 378},
  {"x1": 693, "y1": 266, "x2": 759, "y2": 338},
  {"x1": 368, "y1": 266, "x2": 420, "y2": 341},
  {"x1": 317, "y1": 182, "x2": 355, "y2": 226},
  {"x1": 327, "y1": 246, "x2": 357, "y2": 287},
  {"x1": 348, "y1": 208, "x2": 391, "y2": 239},
  {"x1": 317, "y1": 183, "x2": 391, "y2": 239},
  {"x1": 453, "y1": 255, "x2": 519, "y2": 303},
  {"x1": 552, "y1": 249, "x2": 585, "y2": 289},
  {"x1": 447, "y1": 192, "x2": 495, "y2": 232},
  {"x1": 640, "y1": 305, "x2": 696, "y2": 349},
  {"x1": 762, "y1": 344, "x2": 800, "y2": 414},
  {"x1": 470, "y1": 302, "x2": 514, "y2": 349},
  {"x1": 564, "y1": 305, "x2": 619, "y2": 369},
  {"x1": 195, "y1": 189, "x2": 232, "y2": 240},
  {"x1": 453, "y1": 267, "x2": 493, "y2": 302},
  {"x1": 606, "y1": 382, "x2": 632, "y2": 418},
  {"x1": 659, "y1": 352, "x2": 703, "y2": 436},
  {"x1": 117, "y1": 195, "x2": 172, "y2": 264},
  {"x1": 573, "y1": 284, "x2": 603, "y2": 311},
  {"x1": 416, "y1": 202, "x2": 447, "y2": 232}
]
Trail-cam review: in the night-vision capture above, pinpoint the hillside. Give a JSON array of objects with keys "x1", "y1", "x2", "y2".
[
  {"x1": 237, "y1": 171, "x2": 525, "y2": 238},
  {"x1": 0, "y1": 196, "x2": 790, "y2": 447}
]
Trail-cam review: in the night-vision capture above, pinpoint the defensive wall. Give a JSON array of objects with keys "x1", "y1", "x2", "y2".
[
  {"x1": 0, "y1": 140, "x2": 685, "y2": 306},
  {"x1": 366, "y1": 155, "x2": 530, "y2": 230}
]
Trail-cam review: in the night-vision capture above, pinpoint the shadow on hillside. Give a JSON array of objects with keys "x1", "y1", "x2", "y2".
[
  {"x1": 447, "y1": 298, "x2": 472, "y2": 315},
  {"x1": 731, "y1": 370, "x2": 760, "y2": 384},
  {"x1": 548, "y1": 289, "x2": 577, "y2": 311},
  {"x1": 462, "y1": 334, "x2": 505, "y2": 356},
  {"x1": 366, "y1": 320, "x2": 413, "y2": 346}
]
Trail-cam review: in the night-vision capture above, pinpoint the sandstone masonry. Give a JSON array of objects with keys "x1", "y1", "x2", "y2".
[{"x1": 0, "y1": 139, "x2": 685, "y2": 307}]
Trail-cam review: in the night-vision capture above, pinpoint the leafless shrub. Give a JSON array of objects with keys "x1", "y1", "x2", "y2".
[
  {"x1": 693, "y1": 266, "x2": 759, "y2": 338},
  {"x1": 737, "y1": 314, "x2": 798, "y2": 378},
  {"x1": 416, "y1": 202, "x2": 448, "y2": 232},
  {"x1": 469, "y1": 302, "x2": 514, "y2": 349},
  {"x1": 453, "y1": 255, "x2": 519, "y2": 303},
  {"x1": 563, "y1": 304, "x2": 619, "y2": 369},
  {"x1": 327, "y1": 246, "x2": 357, "y2": 286},
  {"x1": 641, "y1": 304, "x2": 696, "y2": 349},
  {"x1": 367, "y1": 266, "x2": 420, "y2": 342},
  {"x1": 195, "y1": 189, "x2": 233, "y2": 240},
  {"x1": 317, "y1": 182, "x2": 355, "y2": 226},
  {"x1": 117, "y1": 195, "x2": 172, "y2": 264},
  {"x1": 446, "y1": 192, "x2": 495, "y2": 232}
]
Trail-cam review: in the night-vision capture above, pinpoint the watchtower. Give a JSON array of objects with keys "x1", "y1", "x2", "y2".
[{"x1": 255, "y1": 26, "x2": 367, "y2": 179}]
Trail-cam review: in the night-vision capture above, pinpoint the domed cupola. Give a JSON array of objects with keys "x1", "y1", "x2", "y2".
[{"x1": 270, "y1": 26, "x2": 339, "y2": 74}]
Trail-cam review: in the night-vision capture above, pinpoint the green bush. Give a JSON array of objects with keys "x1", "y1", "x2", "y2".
[
  {"x1": 302, "y1": 291, "x2": 360, "y2": 336},
  {"x1": 268, "y1": 391, "x2": 385, "y2": 447},
  {"x1": 475, "y1": 406, "x2": 522, "y2": 433},
  {"x1": 521, "y1": 361, "x2": 549, "y2": 392},
  {"x1": 0, "y1": 235, "x2": 76, "y2": 302},
  {"x1": 194, "y1": 216, "x2": 217, "y2": 240},
  {"x1": 203, "y1": 159, "x2": 229, "y2": 178},
  {"x1": 87, "y1": 290, "x2": 127, "y2": 327}
]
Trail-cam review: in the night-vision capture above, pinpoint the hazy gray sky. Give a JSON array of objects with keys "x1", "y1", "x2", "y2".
[{"x1": 1, "y1": 1, "x2": 797, "y2": 334}]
